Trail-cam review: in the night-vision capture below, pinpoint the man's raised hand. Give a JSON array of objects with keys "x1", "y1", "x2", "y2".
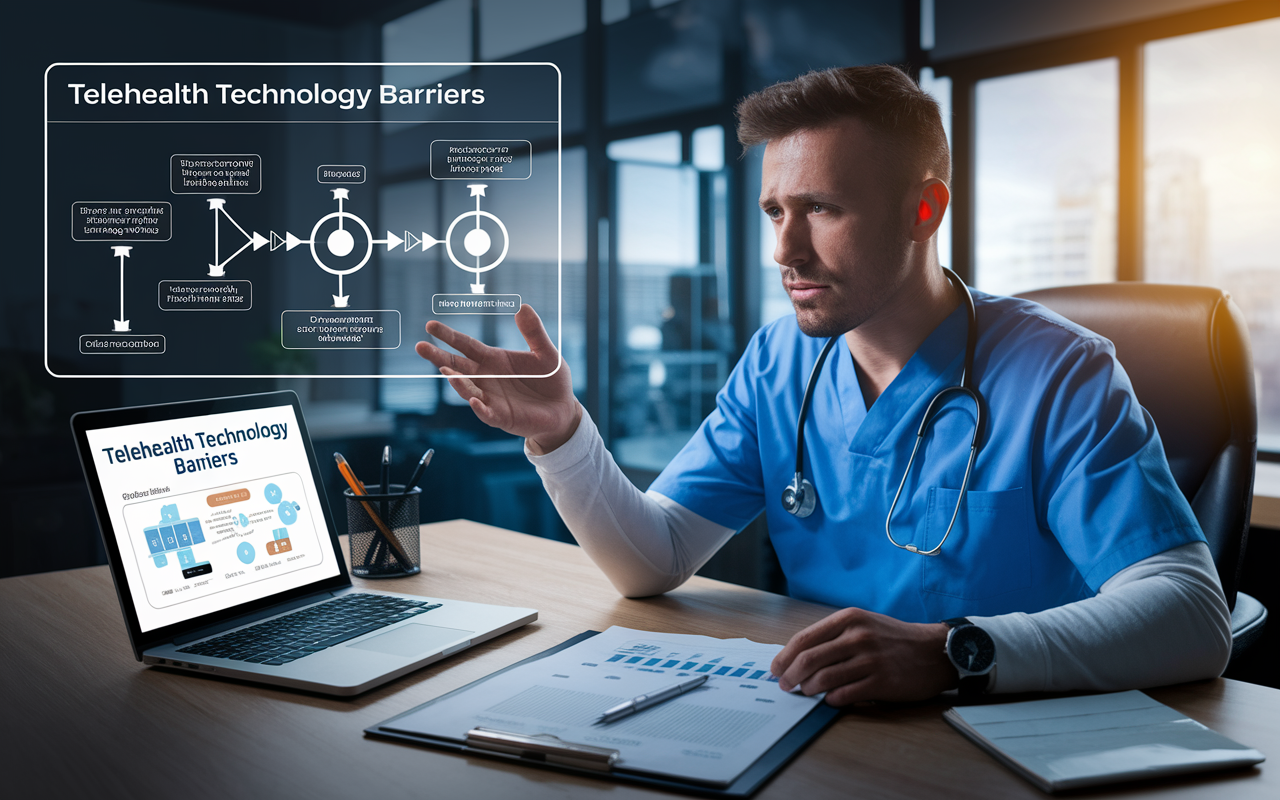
[{"x1": 415, "y1": 304, "x2": 581, "y2": 454}]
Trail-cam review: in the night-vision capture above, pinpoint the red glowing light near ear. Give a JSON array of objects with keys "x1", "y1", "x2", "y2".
[{"x1": 918, "y1": 201, "x2": 933, "y2": 222}]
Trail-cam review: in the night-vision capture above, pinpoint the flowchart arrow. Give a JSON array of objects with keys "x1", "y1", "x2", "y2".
[
  {"x1": 270, "y1": 231, "x2": 285, "y2": 251},
  {"x1": 406, "y1": 232, "x2": 421, "y2": 251},
  {"x1": 333, "y1": 273, "x2": 350, "y2": 307},
  {"x1": 111, "y1": 246, "x2": 132, "y2": 332},
  {"x1": 467, "y1": 184, "x2": 488, "y2": 197},
  {"x1": 372, "y1": 231, "x2": 404, "y2": 250},
  {"x1": 207, "y1": 198, "x2": 261, "y2": 275},
  {"x1": 420, "y1": 233, "x2": 442, "y2": 252},
  {"x1": 285, "y1": 232, "x2": 307, "y2": 251}
]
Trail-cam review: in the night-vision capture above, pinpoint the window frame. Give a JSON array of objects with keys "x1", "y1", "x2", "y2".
[{"x1": 930, "y1": 0, "x2": 1280, "y2": 458}]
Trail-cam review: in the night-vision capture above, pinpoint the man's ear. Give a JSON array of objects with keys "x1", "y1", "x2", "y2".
[{"x1": 910, "y1": 179, "x2": 950, "y2": 243}]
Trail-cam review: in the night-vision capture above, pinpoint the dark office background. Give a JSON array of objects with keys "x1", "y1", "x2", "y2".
[{"x1": 4, "y1": 0, "x2": 1278, "y2": 687}]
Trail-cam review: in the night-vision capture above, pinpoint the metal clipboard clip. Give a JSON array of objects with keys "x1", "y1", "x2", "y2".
[{"x1": 464, "y1": 727, "x2": 620, "y2": 772}]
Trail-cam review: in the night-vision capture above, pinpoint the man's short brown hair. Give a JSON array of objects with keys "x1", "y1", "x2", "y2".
[{"x1": 736, "y1": 65, "x2": 951, "y2": 197}]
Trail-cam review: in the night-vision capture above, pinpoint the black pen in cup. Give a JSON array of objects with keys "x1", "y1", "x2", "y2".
[{"x1": 403, "y1": 448, "x2": 434, "y2": 494}]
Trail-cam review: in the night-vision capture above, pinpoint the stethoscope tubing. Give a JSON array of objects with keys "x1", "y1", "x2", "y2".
[{"x1": 785, "y1": 267, "x2": 986, "y2": 555}]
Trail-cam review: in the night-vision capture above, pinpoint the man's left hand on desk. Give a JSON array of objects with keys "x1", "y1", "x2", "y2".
[{"x1": 771, "y1": 607, "x2": 956, "y2": 705}]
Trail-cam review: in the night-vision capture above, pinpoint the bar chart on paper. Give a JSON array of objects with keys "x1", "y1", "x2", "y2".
[{"x1": 602, "y1": 637, "x2": 781, "y2": 683}]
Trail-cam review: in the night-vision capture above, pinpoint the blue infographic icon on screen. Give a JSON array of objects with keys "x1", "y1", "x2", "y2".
[
  {"x1": 142, "y1": 503, "x2": 212, "y2": 579},
  {"x1": 263, "y1": 483, "x2": 283, "y2": 504},
  {"x1": 237, "y1": 542, "x2": 256, "y2": 564},
  {"x1": 277, "y1": 501, "x2": 299, "y2": 525}
]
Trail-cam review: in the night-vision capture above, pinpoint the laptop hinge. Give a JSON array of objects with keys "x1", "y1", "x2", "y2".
[{"x1": 172, "y1": 588, "x2": 343, "y2": 645}]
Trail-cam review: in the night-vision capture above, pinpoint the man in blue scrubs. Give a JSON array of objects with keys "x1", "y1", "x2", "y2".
[{"x1": 417, "y1": 66, "x2": 1230, "y2": 704}]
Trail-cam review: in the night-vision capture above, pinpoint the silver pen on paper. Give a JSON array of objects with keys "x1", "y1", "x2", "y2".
[{"x1": 594, "y1": 674, "x2": 710, "y2": 724}]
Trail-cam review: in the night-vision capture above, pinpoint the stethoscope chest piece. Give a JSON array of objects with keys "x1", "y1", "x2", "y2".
[{"x1": 781, "y1": 473, "x2": 817, "y2": 518}]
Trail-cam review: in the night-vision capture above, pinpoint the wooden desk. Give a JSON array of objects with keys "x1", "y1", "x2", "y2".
[{"x1": 0, "y1": 520, "x2": 1274, "y2": 799}]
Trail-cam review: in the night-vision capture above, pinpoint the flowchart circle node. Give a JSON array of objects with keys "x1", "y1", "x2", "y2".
[
  {"x1": 464, "y1": 228, "x2": 492, "y2": 257},
  {"x1": 237, "y1": 542, "x2": 256, "y2": 564},
  {"x1": 445, "y1": 210, "x2": 509, "y2": 275},
  {"x1": 278, "y1": 501, "x2": 298, "y2": 525},
  {"x1": 327, "y1": 228, "x2": 355, "y2": 257},
  {"x1": 310, "y1": 211, "x2": 373, "y2": 276},
  {"x1": 263, "y1": 483, "x2": 282, "y2": 504}
]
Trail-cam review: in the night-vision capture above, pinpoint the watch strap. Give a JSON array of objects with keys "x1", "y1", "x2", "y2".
[{"x1": 956, "y1": 672, "x2": 990, "y2": 696}]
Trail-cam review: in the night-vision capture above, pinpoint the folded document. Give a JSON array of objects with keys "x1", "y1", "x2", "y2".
[{"x1": 944, "y1": 690, "x2": 1264, "y2": 792}]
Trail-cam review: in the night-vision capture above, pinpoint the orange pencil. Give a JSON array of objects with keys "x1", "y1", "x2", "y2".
[{"x1": 334, "y1": 452, "x2": 411, "y2": 570}]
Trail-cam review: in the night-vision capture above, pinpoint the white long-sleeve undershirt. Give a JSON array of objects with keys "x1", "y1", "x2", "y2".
[{"x1": 527, "y1": 405, "x2": 1232, "y2": 693}]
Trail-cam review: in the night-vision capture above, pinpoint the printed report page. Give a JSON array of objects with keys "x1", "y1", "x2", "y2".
[
  {"x1": 85, "y1": 404, "x2": 338, "y2": 632},
  {"x1": 386, "y1": 626, "x2": 823, "y2": 785}
]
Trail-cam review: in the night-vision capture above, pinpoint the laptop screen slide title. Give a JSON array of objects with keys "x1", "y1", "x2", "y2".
[{"x1": 99, "y1": 421, "x2": 289, "y2": 476}]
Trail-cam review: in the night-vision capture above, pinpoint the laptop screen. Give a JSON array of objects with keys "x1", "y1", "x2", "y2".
[{"x1": 82, "y1": 401, "x2": 341, "y2": 633}]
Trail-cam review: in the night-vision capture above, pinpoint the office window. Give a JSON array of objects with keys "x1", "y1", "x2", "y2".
[
  {"x1": 605, "y1": 4, "x2": 723, "y2": 126},
  {"x1": 602, "y1": 0, "x2": 630, "y2": 25},
  {"x1": 611, "y1": 132, "x2": 731, "y2": 461},
  {"x1": 480, "y1": 0, "x2": 585, "y2": 60},
  {"x1": 1145, "y1": 17, "x2": 1280, "y2": 450},
  {"x1": 974, "y1": 59, "x2": 1118, "y2": 296},
  {"x1": 692, "y1": 125, "x2": 725, "y2": 172},
  {"x1": 382, "y1": 0, "x2": 472, "y2": 90},
  {"x1": 741, "y1": 0, "x2": 905, "y2": 89},
  {"x1": 606, "y1": 131, "x2": 682, "y2": 165}
]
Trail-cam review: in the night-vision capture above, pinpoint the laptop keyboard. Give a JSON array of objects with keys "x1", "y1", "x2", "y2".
[{"x1": 177, "y1": 593, "x2": 442, "y2": 666}]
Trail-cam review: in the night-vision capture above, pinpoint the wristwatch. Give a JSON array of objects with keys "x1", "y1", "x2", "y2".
[{"x1": 943, "y1": 617, "x2": 996, "y2": 696}]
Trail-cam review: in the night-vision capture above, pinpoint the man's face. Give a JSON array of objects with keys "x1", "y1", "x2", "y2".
[{"x1": 759, "y1": 118, "x2": 914, "y2": 338}]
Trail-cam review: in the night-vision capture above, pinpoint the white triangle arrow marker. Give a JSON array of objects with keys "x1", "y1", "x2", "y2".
[
  {"x1": 383, "y1": 231, "x2": 404, "y2": 250},
  {"x1": 251, "y1": 232, "x2": 269, "y2": 251},
  {"x1": 270, "y1": 231, "x2": 285, "y2": 251},
  {"x1": 285, "y1": 232, "x2": 305, "y2": 251}
]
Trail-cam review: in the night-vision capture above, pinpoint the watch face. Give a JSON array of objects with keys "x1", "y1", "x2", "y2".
[{"x1": 948, "y1": 626, "x2": 995, "y2": 675}]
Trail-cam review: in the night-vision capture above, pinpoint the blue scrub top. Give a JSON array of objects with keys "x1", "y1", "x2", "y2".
[{"x1": 649, "y1": 291, "x2": 1204, "y2": 622}]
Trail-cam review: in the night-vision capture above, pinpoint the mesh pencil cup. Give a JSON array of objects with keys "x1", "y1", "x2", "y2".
[{"x1": 344, "y1": 485, "x2": 421, "y2": 578}]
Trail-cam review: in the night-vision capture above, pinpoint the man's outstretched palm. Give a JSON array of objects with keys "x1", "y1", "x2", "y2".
[{"x1": 414, "y1": 304, "x2": 580, "y2": 454}]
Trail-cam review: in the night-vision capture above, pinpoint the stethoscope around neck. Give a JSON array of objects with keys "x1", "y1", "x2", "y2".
[{"x1": 779, "y1": 267, "x2": 987, "y2": 556}]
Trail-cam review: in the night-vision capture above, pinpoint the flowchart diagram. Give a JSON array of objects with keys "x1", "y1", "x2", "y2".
[
  {"x1": 74, "y1": 176, "x2": 517, "y2": 354},
  {"x1": 45, "y1": 62, "x2": 561, "y2": 377},
  {"x1": 125, "y1": 474, "x2": 321, "y2": 610}
]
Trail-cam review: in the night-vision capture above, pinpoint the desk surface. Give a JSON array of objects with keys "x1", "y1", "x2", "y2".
[{"x1": 1, "y1": 520, "x2": 1275, "y2": 799}]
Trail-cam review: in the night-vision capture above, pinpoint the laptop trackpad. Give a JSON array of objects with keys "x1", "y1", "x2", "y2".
[{"x1": 347, "y1": 623, "x2": 475, "y2": 657}]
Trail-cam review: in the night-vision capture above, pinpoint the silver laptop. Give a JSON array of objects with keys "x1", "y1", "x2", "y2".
[{"x1": 71, "y1": 390, "x2": 536, "y2": 696}]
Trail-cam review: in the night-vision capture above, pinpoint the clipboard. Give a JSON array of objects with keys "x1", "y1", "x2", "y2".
[{"x1": 365, "y1": 631, "x2": 842, "y2": 797}]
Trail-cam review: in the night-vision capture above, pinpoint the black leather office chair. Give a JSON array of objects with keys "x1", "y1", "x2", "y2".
[{"x1": 1017, "y1": 283, "x2": 1266, "y2": 660}]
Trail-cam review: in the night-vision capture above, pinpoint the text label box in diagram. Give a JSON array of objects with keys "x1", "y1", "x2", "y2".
[
  {"x1": 80, "y1": 334, "x2": 166, "y2": 355},
  {"x1": 72, "y1": 201, "x2": 172, "y2": 241},
  {"x1": 317, "y1": 164, "x2": 366, "y2": 184},
  {"x1": 430, "y1": 140, "x2": 532, "y2": 180},
  {"x1": 170, "y1": 154, "x2": 262, "y2": 194},
  {"x1": 432, "y1": 294, "x2": 522, "y2": 315},
  {"x1": 280, "y1": 310, "x2": 402, "y2": 350},
  {"x1": 158, "y1": 280, "x2": 252, "y2": 311}
]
